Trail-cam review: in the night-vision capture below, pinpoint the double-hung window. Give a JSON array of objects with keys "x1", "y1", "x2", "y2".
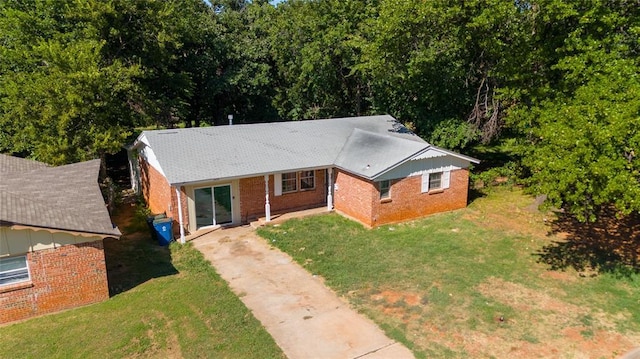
[
  {"x1": 421, "y1": 171, "x2": 451, "y2": 193},
  {"x1": 379, "y1": 180, "x2": 391, "y2": 199},
  {"x1": 300, "y1": 170, "x2": 315, "y2": 190},
  {"x1": 0, "y1": 256, "x2": 30, "y2": 287},
  {"x1": 281, "y1": 172, "x2": 298, "y2": 193},
  {"x1": 429, "y1": 172, "x2": 442, "y2": 190}
]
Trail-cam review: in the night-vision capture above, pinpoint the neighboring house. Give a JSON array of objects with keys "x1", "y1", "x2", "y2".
[
  {"x1": 0, "y1": 155, "x2": 120, "y2": 324},
  {"x1": 129, "y1": 115, "x2": 479, "y2": 241}
]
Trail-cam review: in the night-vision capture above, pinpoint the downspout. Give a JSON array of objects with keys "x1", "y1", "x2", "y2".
[
  {"x1": 176, "y1": 187, "x2": 186, "y2": 244},
  {"x1": 264, "y1": 175, "x2": 271, "y2": 222}
]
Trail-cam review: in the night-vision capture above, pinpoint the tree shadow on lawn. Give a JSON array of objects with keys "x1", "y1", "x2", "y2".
[
  {"x1": 536, "y1": 209, "x2": 640, "y2": 277},
  {"x1": 104, "y1": 199, "x2": 178, "y2": 297}
]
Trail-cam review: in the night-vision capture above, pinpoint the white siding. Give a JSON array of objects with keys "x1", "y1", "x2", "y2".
[
  {"x1": 376, "y1": 152, "x2": 470, "y2": 181},
  {"x1": 0, "y1": 227, "x2": 102, "y2": 256}
]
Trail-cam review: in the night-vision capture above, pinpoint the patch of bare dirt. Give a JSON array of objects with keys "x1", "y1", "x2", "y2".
[
  {"x1": 370, "y1": 290, "x2": 423, "y2": 307},
  {"x1": 539, "y1": 270, "x2": 577, "y2": 282},
  {"x1": 477, "y1": 277, "x2": 575, "y2": 313},
  {"x1": 369, "y1": 290, "x2": 425, "y2": 325}
]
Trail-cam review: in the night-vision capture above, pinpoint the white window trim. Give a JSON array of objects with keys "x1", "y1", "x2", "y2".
[
  {"x1": 0, "y1": 255, "x2": 31, "y2": 287},
  {"x1": 275, "y1": 171, "x2": 318, "y2": 196},
  {"x1": 421, "y1": 170, "x2": 451, "y2": 193}
]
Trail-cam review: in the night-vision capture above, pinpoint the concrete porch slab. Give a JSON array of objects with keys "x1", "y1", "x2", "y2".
[{"x1": 250, "y1": 206, "x2": 331, "y2": 228}]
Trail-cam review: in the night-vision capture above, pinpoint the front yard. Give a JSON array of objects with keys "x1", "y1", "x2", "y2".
[
  {"x1": 258, "y1": 187, "x2": 640, "y2": 358},
  {"x1": 1, "y1": 187, "x2": 637, "y2": 358}
]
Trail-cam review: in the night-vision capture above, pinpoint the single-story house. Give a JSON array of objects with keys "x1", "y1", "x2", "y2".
[
  {"x1": 0, "y1": 154, "x2": 120, "y2": 324},
  {"x1": 129, "y1": 115, "x2": 479, "y2": 242}
]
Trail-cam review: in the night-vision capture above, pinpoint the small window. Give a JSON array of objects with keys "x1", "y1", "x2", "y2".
[
  {"x1": 281, "y1": 172, "x2": 298, "y2": 193},
  {"x1": 300, "y1": 170, "x2": 315, "y2": 190},
  {"x1": 429, "y1": 172, "x2": 442, "y2": 191},
  {"x1": 379, "y1": 180, "x2": 391, "y2": 199},
  {"x1": 0, "y1": 256, "x2": 30, "y2": 287}
]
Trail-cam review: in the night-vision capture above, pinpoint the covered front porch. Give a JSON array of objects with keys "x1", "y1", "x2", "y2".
[{"x1": 174, "y1": 167, "x2": 336, "y2": 243}]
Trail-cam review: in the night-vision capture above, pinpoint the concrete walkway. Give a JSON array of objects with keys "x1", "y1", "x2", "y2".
[{"x1": 191, "y1": 225, "x2": 415, "y2": 359}]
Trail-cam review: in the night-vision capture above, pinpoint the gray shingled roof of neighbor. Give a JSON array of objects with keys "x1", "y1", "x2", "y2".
[
  {"x1": 138, "y1": 115, "x2": 430, "y2": 185},
  {"x1": 0, "y1": 154, "x2": 49, "y2": 174},
  {"x1": 0, "y1": 155, "x2": 121, "y2": 237}
]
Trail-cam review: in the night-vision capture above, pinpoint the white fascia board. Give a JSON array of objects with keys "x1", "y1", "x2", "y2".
[
  {"x1": 130, "y1": 131, "x2": 149, "y2": 150},
  {"x1": 426, "y1": 145, "x2": 480, "y2": 164},
  {"x1": 137, "y1": 134, "x2": 167, "y2": 178}
]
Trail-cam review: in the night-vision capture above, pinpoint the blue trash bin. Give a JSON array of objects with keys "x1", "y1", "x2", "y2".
[
  {"x1": 153, "y1": 218, "x2": 173, "y2": 246},
  {"x1": 146, "y1": 213, "x2": 167, "y2": 241}
]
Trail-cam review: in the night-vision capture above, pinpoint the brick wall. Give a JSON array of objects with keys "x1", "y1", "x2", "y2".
[
  {"x1": 139, "y1": 158, "x2": 188, "y2": 236},
  {"x1": 239, "y1": 170, "x2": 327, "y2": 222},
  {"x1": 334, "y1": 169, "x2": 470, "y2": 227},
  {"x1": 169, "y1": 185, "x2": 189, "y2": 235},
  {"x1": 333, "y1": 170, "x2": 375, "y2": 226},
  {"x1": 0, "y1": 240, "x2": 109, "y2": 324},
  {"x1": 139, "y1": 157, "x2": 172, "y2": 216}
]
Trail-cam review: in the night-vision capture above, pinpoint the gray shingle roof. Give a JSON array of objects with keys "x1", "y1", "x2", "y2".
[
  {"x1": 0, "y1": 155, "x2": 121, "y2": 237},
  {"x1": 139, "y1": 115, "x2": 427, "y2": 185},
  {"x1": 0, "y1": 154, "x2": 49, "y2": 174},
  {"x1": 334, "y1": 128, "x2": 429, "y2": 179}
]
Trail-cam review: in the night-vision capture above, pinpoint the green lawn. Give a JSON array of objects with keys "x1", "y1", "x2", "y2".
[
  {"x1": 0, "y1": 209, "x2": 284, "y2": 359},
  {"x1": 258, "y1": 187, "x2": 640, "y2": 358}
]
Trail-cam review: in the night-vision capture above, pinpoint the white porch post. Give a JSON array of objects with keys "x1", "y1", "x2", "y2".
[
  {"x1": 176, "y1": 187, "x2": 186, "y2": 244},
  {"x1": 264, "y1": 175, "x2": 271, "y2": 222},
  {"x1": 327, "y1": 167, "x2": 334, "y2": 210}
]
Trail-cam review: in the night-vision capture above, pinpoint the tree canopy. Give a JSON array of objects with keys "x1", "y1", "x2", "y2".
[{"x1": 1, "y1": 0, "x2": 638, "y2": 221}]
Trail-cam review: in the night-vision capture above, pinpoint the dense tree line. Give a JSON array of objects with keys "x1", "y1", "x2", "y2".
[{"x1": 1, "y1": 0, "x2": 638, "y2": 221}]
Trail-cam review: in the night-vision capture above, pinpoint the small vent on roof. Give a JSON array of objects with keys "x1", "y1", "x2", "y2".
[{"x1": 158, "y1": 131, "x2": 179, "y2": 135}]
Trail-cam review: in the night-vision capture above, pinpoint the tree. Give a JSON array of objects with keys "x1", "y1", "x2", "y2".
[
  {"x1": 359, "y1": 0, "x2": 534, "y2": 149},
  {"x1": 0, "y1": 0, "x2": 142, "y2": 164},
  {"x1": 210, "y1": 0, "x2": 279, "y2": 124},
  {"x1": 519, "y1": 1, "x2": 640, "y2": 221},
  {"x1": 266, "y1": 0, "x2": 375, "y2": 120}
]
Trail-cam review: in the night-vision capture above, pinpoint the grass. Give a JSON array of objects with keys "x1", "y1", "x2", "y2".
[
  {"x1": 258, "y1": 187, "x2": 640, "y2": 358},
  {"x1": 0, "y1": 205, "x2": 285, "y2": 359}
]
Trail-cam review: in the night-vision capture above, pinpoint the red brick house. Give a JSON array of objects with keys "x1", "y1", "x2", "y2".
[
  {"x1": 129, "y1": 115, "x2": 478, "y2": 241},
  {"x1": 0, "y1": 155, "x2": 120, "y2": 324}
]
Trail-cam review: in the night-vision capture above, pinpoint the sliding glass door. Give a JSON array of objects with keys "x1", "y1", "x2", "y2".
[{"x1": 194, "y1": 185, "x2": 232, "y2": 229}]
